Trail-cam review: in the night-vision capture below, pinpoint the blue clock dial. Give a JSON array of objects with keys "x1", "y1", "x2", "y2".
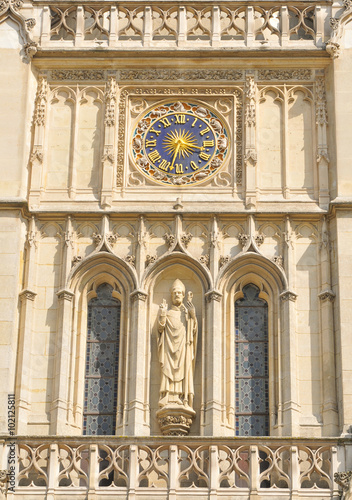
[
  {"x1": 131, "y1": 101, "x2": 229, "y2": 186},
  {"x1": 144, "y1": 113, "x2": 216, "y2": 176}
]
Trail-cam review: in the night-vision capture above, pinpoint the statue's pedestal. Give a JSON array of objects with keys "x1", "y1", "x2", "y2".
[{"x1": 156, "y1": 404, "x2": 196, "y2": 436}]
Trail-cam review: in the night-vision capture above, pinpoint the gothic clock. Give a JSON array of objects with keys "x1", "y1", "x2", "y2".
[{"x1": 131, "y1": 101, "x2": 230, "y2": 186}]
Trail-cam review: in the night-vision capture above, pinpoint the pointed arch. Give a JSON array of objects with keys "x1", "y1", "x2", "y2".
[{"x1": 142, "y1": 251, "x2": 213, "y2": 292}]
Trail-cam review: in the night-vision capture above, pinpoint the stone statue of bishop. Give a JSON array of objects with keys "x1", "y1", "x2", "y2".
[{"x1": 157, "y1": 279, "x2": 198, "y2": 410}]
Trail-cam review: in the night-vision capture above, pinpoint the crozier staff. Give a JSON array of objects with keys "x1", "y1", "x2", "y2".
[{"x1": 157, "y1": 279, "x2": 198, "y2": 409}]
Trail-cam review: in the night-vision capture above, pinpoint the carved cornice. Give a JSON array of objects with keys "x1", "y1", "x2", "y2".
[
  {"x1": 130, "y1": 290, "x2": 148, "y2": 302},
  {"x1": 19, "y1": 289, "x2": 36, "y2": 301},
  {"x1": 280, "y1": 290, "x2": 298, "y2": 302},
  {"x1": 318, "y1": 289, "x2": 335, "y2": 302}
]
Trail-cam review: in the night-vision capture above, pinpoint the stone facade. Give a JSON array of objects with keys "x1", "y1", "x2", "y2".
[{"x1": 1, "y1": 0, "x2": 352, "y2": 497}]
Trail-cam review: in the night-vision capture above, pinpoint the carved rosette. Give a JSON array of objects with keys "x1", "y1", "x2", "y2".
[{"x1": 156, "y1": 405, "x2": 196, "y2": 436}]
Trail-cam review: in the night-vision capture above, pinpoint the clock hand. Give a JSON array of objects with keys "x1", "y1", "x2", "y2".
[{"x1": 170, "y1": 143, "x2": 181, "y2": 168}]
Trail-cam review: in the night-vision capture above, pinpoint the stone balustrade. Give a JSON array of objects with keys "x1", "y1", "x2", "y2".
[
  {"x1": 38, "y1": 2, "x2": 329, "y2": 50},
  {"x1": 2, "y1": 437, "x2": 345, "y2": 498}
]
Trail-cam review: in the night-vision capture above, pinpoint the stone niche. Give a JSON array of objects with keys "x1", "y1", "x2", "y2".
[{"x1": 149, "y1": 263, "x2": 204, "y2": 436}]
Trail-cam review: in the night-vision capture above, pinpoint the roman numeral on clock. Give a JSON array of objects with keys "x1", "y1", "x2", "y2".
[
  {"x1": 148, "y1": 150, "x2": 161, "y2": 162},
  {"x1": 146, "y1": 140, "x2": 156, "y2": 148},
  {"x1": 175, "y1": 114, "x2": 186, "y2": 124}
]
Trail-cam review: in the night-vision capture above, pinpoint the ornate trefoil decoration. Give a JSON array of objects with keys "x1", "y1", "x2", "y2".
[
  {"x1": 104, "y1": 76, "x2": 117, "y2": 127},
  {"x1": 33, "y1": 76, "x2": 48, "y2": 127}
]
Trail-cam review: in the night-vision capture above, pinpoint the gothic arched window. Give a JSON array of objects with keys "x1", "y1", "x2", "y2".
[
  {"x1": 83, "y1": 283, "x2": 121, "y2": 435},
  {"x1": 235, "y1": 284, "x2": 269, "y2": 436}
]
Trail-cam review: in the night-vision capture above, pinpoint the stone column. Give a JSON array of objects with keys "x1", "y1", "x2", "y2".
[
  {"x1": 16, "y1": 217, "x2": 37, "y2": 434},
  {"x1": 318, "y1": 217, "x2": 338, "y2": 435},
  {"x1": 126, "y1": 290, "x2": 149, "y2": 435},
  {"x1": 203, "y1": 290, "x2": 223, "y2": 435},
  {"x1": 280, "y1": 216, "x2": 300, "y2": 435},
  {"x1": 51, "y1": 216, "x2": 75, "y2": 434}
]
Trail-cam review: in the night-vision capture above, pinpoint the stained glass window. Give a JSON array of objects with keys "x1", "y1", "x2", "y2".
[
  {"x1": 83, "y1": 283, "x2": 120, "y2": 435},
  {"x1": 235, "y1": 284, "x2": 269, "y2": 436}
]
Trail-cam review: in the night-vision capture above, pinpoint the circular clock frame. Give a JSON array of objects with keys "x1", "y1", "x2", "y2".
[{"x1": 131, "y1": 101, "x2": 230, "y2": 186}]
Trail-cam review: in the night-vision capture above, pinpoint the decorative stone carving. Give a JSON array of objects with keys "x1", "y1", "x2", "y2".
[
  {"x1": 199, "y1": 254, "x2": 210, "y2": 267},
  {"x1": 334, "y1": 471, "x2": 352, "y2": 500},
  {"x1": 93, "y1": 233, "x2": 103, "y2": 246},
  {"x1": 19, "y1": 289, "x2": 36, "y2": 301},
  {"x1": 318, "y1": 290, "x2": 335, "y2": 302},
  {"x1": 238, "y1": 233, "x2": 250, "y2": 248},
  {"x1": 164, "y1": 233, "x2": 176, "y2": 248},
  {"x1": 316, "y1": 77, "x2": 328, "y2": 126},
  {"x1": 244, "y1": 75, "x2": 256, "y2": 126},
  {"x1": 102, "y1": 147, "x2": 114, "y2": 164},
  {"x1": 117, "y1": 69, "x2": 244, "y2": 81},
  {"x1": 107, "y1": 234, "x2": 118, "y2": 245},
  {"x1": 272, "y1": 255, "x2": 284, "y2": 268},
  {"x1": 57, "y1": 289, "x2": 74, "y2": 302},
  {"x1": 72, "y1": 255, "x2": 82, "y2": 266},
  {"x1": 145, "y1": 254, "x2": 157, "y2": 266},
  {"x1": 30, "y1": 148, "x2": 43, "y2": 164},
  {"x1": 130, "y1": 290, "x2": 148, "y2": 302},
  {"x1": 157, "y1": 409, "x2": 194, "y2": 436},
  {"x1": 51, "y1": 70, "x2": 105, "y2": 81},
  {"x1": 104, "y1": 76, "x2": 117, "y2": 127},
  {"x1": 255, "y1": 234, "x2": 264, "y2": 246},
  {"x1": 33, "y1": 76, "x2": 48, "y2": 127},
  {"x1": 180, "y1": 233, "x2": 193, "y2": 247},
  {"x1": 0, "y1": 470, "x2": 10, "y2": 500},
  {"x1": 219, "y1": 255, "x2": 230, "y2": 268},
  {"x1": 205, "y1": 290, "x2": 222, "y2": 302},
  {"x1": 156, "y1": 280, "x2": 197, "y2": 436},
  {"x1": 125, "y1": 255, "x2": 136, "y2": 266},
  {"x1": 280, "y1": 290, "x2": 298, "y2": 302},
  {"x1": 258, "y1": 69, "x2": 312, "y2": 80}
]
